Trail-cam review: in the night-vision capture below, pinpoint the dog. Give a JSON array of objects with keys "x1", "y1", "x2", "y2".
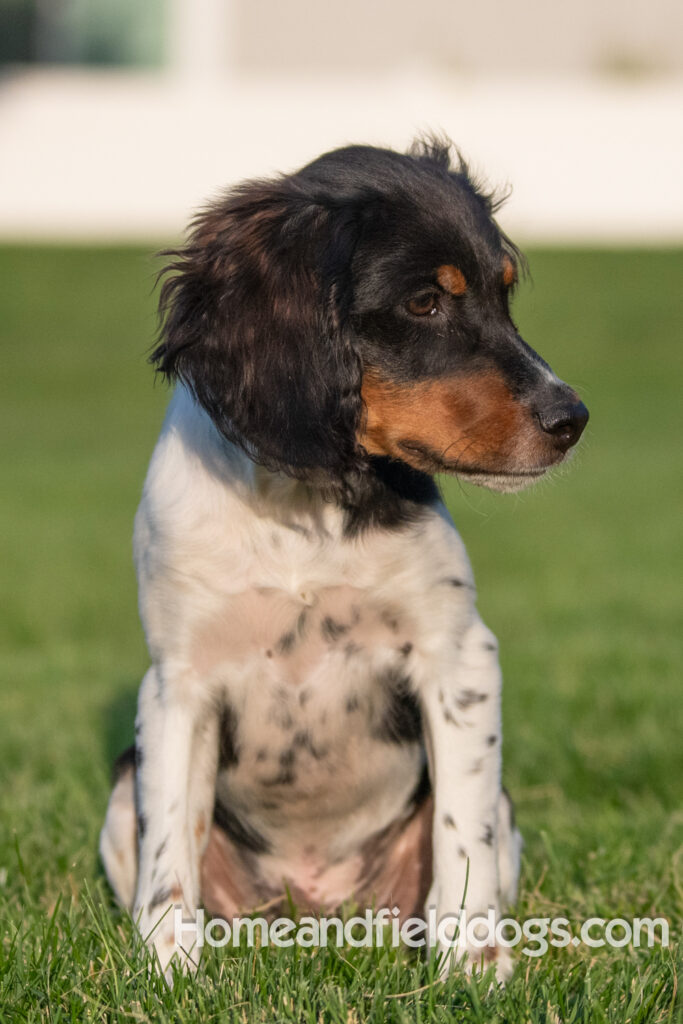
[{"x1": 99, "y1": 138, "x2": 588, "y2": 982}]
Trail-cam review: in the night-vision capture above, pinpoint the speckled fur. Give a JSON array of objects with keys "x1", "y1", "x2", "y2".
[
  {"x1": 99, "y1": 140, "x2": 588, "y2": 984},
  {"x1": 100, "y1": 388, "x2": 521, "y2": 980}
]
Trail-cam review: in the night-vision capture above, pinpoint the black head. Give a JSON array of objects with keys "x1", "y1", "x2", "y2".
[{"x1": 153, "y1": 138, "x2": 588, "y2": 497}]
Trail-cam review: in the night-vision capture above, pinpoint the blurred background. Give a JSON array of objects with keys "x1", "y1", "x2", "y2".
[
  {"x1": 1, "y1": 4, "x2": 682, "y2": 1018},
  {"x1": 0, "y1": 0, "x2": 682, "y2": 242}
]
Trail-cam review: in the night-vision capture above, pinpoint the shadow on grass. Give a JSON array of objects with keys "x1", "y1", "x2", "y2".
[{"x1": 102, "y1": 681, "x2": 139, "y2": 774}]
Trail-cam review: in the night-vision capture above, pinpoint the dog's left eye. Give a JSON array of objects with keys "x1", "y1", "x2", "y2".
[{"x1": 405, "y1": 292, "x2": 441, "y2": 317}]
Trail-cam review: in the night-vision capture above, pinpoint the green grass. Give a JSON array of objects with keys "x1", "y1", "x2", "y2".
[{"x1": 0, "y1": 246, "x2": 681, "y2": 1022}]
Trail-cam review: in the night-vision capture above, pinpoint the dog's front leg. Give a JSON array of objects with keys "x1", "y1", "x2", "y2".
[
  {"x1": 421, "y1": 614, "x2": 512, "y2": 982},
  {"x1": 133, "y1": 666, "x2": 218, "y2": 978}
]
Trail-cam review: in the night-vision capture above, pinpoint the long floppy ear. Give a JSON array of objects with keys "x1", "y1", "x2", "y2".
[{"x1": 152, "y1": 179, "x2": 365, "y2": 481}]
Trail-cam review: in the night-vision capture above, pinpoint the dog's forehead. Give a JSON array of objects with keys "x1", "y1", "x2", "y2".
[
  {"x1": 298, "y1": 143, "x2": 509, "y2": 288},
  {"x1": 361, "y1": 179, "x2": 504, "y2": 277},
  {"x1": 351, "y1": 194, "x2": 505, "y2": 304}
]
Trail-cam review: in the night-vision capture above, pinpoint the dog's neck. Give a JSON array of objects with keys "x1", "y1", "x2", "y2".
[
  {"x1": 241, "y1": 442, "x2": 440, "y2": 539},
  {"x1": 171, "y1": 386, "x2": 440, "y2": 540}
]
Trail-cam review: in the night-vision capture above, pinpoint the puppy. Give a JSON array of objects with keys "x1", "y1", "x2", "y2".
[{"x1": 100, "y1": 139, "x2": 588, "y2": 982}]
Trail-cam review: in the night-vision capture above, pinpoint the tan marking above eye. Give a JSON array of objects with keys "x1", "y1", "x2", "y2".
[
  {"x1": 436, "y1": 265, "x2": 467, "y2": 295},
  {"x1": 502, "y1": 257, "x2": 517, "y2": 287}
]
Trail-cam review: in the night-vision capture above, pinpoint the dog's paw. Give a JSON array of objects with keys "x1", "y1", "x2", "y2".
[
  {"x1": 438, "y1": 939, "x2": 514, "y2": 986},
  {"x1": 136, "y1": 903, "x2": 200, "y2": 985},
  {"x1": 153, "y1": 927, "x2": 199, "y2": 986}
]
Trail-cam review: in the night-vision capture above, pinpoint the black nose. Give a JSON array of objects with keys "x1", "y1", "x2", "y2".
[{"x1": 537, "y1": 398, "x2": 589, "y2": 452}]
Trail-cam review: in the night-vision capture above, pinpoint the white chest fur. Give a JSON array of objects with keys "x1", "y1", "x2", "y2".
[
  {"x1": 132, "y1": 388, "x2": 479, "y2": 869},
  {"x1": 101, "y1": 388, "x2": 517, "y2": 982},
  {"x1": 135, "y1": 388, "x2": 476, "y2": 688}
]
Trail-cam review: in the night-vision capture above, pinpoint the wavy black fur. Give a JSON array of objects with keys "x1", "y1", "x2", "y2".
[{"x1": 152, "y1": 137, "x2": 522, "y2": 525}]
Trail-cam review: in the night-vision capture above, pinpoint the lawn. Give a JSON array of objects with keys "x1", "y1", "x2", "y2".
[{"x1": 0, "y1": 246, "x2": 681, "y2": 1022}]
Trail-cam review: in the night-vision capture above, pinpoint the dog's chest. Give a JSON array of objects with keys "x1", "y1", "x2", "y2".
[
  {"x1": 188, "y1": 511, "x2": 434, "y2": 688},
  {"x1": 190, "y1": 525, "x2": 435, "y2": 828},
  {"x1": 194, "y1": 579, "x2": 416, "y2": 689}
]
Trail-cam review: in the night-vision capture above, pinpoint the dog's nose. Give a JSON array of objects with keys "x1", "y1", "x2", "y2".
[{"x1": 536, "y1": 397, "x2": 589, "y2": 452}]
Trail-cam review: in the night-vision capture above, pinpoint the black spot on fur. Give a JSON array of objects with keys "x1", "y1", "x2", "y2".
[
  {"x1": 443, "y1": 814, "x2": 457, "y2": 829},
  {"x1": 483, "y1": 641, "x2": 498, "y2": 652},
  {"x1": 213, "y1": 798, "x2": 271, "y2": 854},
  {"x1": 346, "y1": 695, "x2": 360, "y2": 713},
  {"x1": 148, "y1": 885, "x2": 173, "y2": 910},
  {"x1": 399, "y1": 642, "x2": 413, "y2": 657},
  {"x1": 501, "y1": 785, "x2": 517, "y2": 829},
  {"x1": 137, "y1": 813, "x2": 147, "y2": 840},
  {"x1": 481, "y1": 824, "x2": 494, "y2": 846},
  {"x1": 261, "y1": 747, "x2": 297, "y2": 786},
  {"x1": 296, "y1": 609, "x2": 308, "y2": 635},
  {"x1": 455, "y1": 689, "x2": 489, "y2": 711},
  {"x1": 443, "y1": 708, "x2": 460, "y2": 726},
  {"x1": 321, "y1": 616, "x2": 350, "y2": 642},
  {"x1": 271, "y1": 689, "x2": 294, "y2": 730},
  {"x1": 344, "y1": 641, "x2": 362, "y2": 659},
  {"x1": 486, "y1": 734, "x2": 497, "y2": 746},
  {"x1": 218, "y1": 703, "x2": 240, "y2": 767},
  {"x1": 276, "y1": 630, "x2": 297, "y2": 655},
  {"x1": 298, "y1": 689, "x2": 311, "y2": 706},
  {"x1": 255, "y1": 748, "x2": 267, "y2": 762},
  {"x1": 293, "y1": 730, "x2": 326, "y2": 759},
  {"x1": 380, "y1": 609, "x2": 400, "y2": 632},
  {"x1": 458, "y1": 846, "x2": 468, "y2": 859},
  {"x1": 262, "y1": 765, "x2": 296, "y2": 786},
  {"x1": 373, "y1": 668, "x2": 422, "y2": 744},
  {"x1": 111, "y1": 744, "x2": 136, "y2": 785},
  {"x1": 406, "y1": 761, "x2": 431, "y2": 810},
  {"x1": 445, "y1": 577, "x2": 466, "y2": 587}
]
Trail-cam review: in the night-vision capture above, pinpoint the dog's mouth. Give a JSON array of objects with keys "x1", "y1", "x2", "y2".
[
  {"x1": 397, "y1": 440, "x2": 556, "y2": 492},
  {"x1": 448, "y1": 466, "x2": 549, "y2": 493}
]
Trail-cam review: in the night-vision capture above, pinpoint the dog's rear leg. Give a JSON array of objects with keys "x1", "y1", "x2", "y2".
[
  {"x1": 100, "y1": 750, "x2": 137, "y2": 910},
  {"x1": 497, "y1": 787, "x2": 522, "y2": 909}
]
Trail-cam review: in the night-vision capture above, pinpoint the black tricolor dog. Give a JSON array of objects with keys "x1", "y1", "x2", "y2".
[{"x1": 100, "y1": 138, "x2": 587, "y2": 981}]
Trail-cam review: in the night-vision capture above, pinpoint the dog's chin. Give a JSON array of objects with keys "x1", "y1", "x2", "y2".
[
  {"x1": 458, "y1": 450, "x2": 573, "y2": 492},
  {"x1": 395, "y1": 440, "x2": 564, "y2": 491},
  {"x1": 453, "y1": 467, "x2": 549, "y2": 493}
]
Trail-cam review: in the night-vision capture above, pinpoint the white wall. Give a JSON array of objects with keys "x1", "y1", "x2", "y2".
[
  {"x1": 0, "y1": 67, "x2": 681, "y2": 244},
  {"x1": 1, "y1": 0, "x2": 681, "y2": 244}
]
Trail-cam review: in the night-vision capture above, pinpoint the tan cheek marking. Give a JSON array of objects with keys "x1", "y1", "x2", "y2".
[
  {"x1": 502, "y1": 257, "x2": 517, "y2": 287},
  {"x1": 359, "y1": 370, "x2": 529, "y2": 469},
  {"x1": 436, "y1": 264, "x2": 467, "y2": 295}
]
